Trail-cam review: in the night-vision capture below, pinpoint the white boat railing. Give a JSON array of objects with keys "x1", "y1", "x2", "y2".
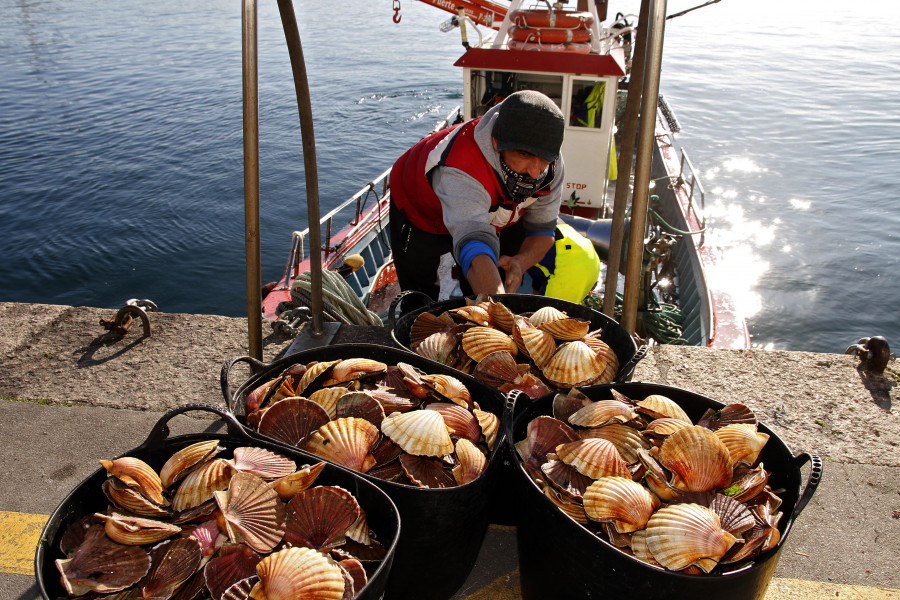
[{"x1": 675, "y1": 148, "x2": 707, "y2": 246}]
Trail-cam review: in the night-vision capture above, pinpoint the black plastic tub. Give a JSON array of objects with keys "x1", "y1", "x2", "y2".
[
  {"x1": 388, "y1": 292, "x2": 645, "y2": 383},
  {"x1": 506, "y1": 383, "x2": 822, "y2": 600},
  {"x1": 34, "y1": 404, "x2": 399, "y2": 600},
  {"x1": 221, "y1": 343, "x2": 508, "y2": 600}
]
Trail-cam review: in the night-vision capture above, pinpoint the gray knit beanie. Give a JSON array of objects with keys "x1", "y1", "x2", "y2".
[{"x1": 493, "y1": 90, "x2": 565, "y2": 162}]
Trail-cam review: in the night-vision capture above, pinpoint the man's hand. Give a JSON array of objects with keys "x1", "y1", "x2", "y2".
[
  {"x1": 499, "y1": 233, "x2": 555, "y2": 293},
  {"x1": 498, "y1": 255, "x2": 526, "y2": 293}
]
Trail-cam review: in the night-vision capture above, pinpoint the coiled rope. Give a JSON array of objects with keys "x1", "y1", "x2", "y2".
[
  {"x1": 582, "y1": 291, "x2": 688, "y2": 345},
  {"x1": 290, "y1": 269, "x2": 384, "y2": 327}
]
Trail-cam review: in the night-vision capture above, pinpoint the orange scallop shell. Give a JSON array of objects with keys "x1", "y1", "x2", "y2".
[
  {"x1": 308, "y1": 387, "x2": 349, "y2": 420},
  {"x1": 658, "y1": 425, "x2": 734, "y2": 493},
  {"x1": 555, "y1": 438, "x2": 630, "y2": 480},
  {"x1": 461, "y1": 326, "x2": 518, "y2": 362},
  {"x1": 214, "y1": 471, "x2": 286, "y2": 553},
  {"x1": 542, "y1": 341, "x2": 609, "y2": 388},
  {"x1": 159, "y1": 440, "x2": 222, "y2": 489},
  {"x1": 452, "y1": 438, "x2": 487, "y2": 485},
  {"x1": 714, "y1": 423, "x2": 769, "y2": 465},
  {"x1": 171, "y1": 458, "x2": 235, "y2": 513},
  {"x1": 645, "y1": 503, "x2": 737, "y2": 573},
  {"x1": 568, "y1": 399, "x2": 637, "y2": 428},
  {"x1": 254, "y1": 546, "x2": 345, "y2": 600},
  {"x1": 583, "y1": 476, "x2": 660, "y2": 533},
  {"x1": 304, "y1": 418, "x2": 379, "y2": 473},
  {"x1": 258, "y1": 397, "x2": 332, "y2": 448},
  {"x1": 284, "y1": 485, "x2": 360, "y2": 551},
  {"x1": 636, "y1": 394, "x2": 691, "y2": 423}
]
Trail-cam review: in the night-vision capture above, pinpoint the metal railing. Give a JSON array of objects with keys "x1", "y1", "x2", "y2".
[{"x1": 676, "y1": 148, "x2": 707, "y2": 245}]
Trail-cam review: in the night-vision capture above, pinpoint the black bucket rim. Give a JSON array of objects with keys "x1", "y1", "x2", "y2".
[
  {"x1": 34, "y1": 403, "x2": 401, "y2": 600},
  {"x1": 505, "y1": 383, "x2": 823, "y2": 581},
  {"x1": 387, "y1": 291, "x2": 646, "y2": 383}
]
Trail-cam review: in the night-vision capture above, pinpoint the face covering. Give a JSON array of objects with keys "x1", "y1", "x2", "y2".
[{"x1": 499, "y1": 156, "x2": 548, "y2": 204}]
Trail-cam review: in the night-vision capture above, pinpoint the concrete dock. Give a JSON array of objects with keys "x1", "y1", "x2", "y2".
[{"x1": 0, "y1": 301, "x2": 897, "y2": 599}]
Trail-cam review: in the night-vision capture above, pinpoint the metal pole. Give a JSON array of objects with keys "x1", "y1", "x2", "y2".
[
  {"x1": 242, "y1": 0, "x2": 263, "y2": 360},
  {"x1": 277, "y1": 0, "x2": 324, "y2": 336},
  {"x1": 602, "y1": 0, "x2": 650, "y2": 320},
  {"x1": 622, "y1": 0, "x2": 666, "y2": 334}
]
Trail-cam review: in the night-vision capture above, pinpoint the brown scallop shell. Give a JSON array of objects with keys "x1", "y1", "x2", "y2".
[
  {"x1": 254, "y1": 546, "x2": 345, "y2": 600},
  {"x1": 328, "y1": 358, "x2": 387, "y2": 385},
  {"x1": 381, "y1": 410, "x2": 454, "y2": 457},
  {"x1": 542, "y1": 341, "x2": 609, "y2": 388},
  {"x1": 336, "y1": 392, "x2": 386, "y2": 428},
  {"x1": 540, "y1": 459, "x2": 592, "y2": 499},
  {"x1": 715, "y1": 423, "x2": 769, "y2": 465},
  {"x1": 486, "y1": 299, "x2": 516, "y2": 332},
  {"x1": 426, "y1": 402, "x2": 482, "y2": 443},
  {"x1": 528, "y1": 305, "x2": 569, "y2": 327},
  {"x1": 421, "y1": 373, "x2": 472, "y2": 408},
  {"x1": 141, "y1": 538, "x2": 202, "y2": 600},
  {"x1": 635, "y1": 394, "x2": 691, "y2": 423},
  {"x1": 59, "y1": 514, "x2": 103, "y2": 558},
  {"x1": 399, "y1": 454, "x2": 457, "y2": 488},
  {"x1": 552, "y1": 389, "x2": 591, "y2": 422},
  {"x1": 462, "y1": 326, "x2": 518, "y2": 362},
  {"x1": 473, "y1": 350, "x2": 520, "y2": 389},
  {"x1": 583, "y1": 476, "x2": 660, "y2": 533},
  {"x1": 538, "y1": 317, "x2": 591, "y2": 342},
  {"x1": 100, "y1": 457, "x2": 165, "y2": 506},
  {"x1": 96, "y1": 512, "x2": 181, "y2": 546},
  {"x1": 409, "y1": 311, "x2": 455, "y2": 349},
  {"x1": 644, "y1": 417, "x2": 691, "y2": 439},
  {"x1": 579, "y1": 423, "x2": 651, "y2": 464},
  {"x1": 452, "y1": 438, "x2": 487, "y2": 485},
  {"x1": 582, "y1": 335, "x2": 619, "y2": 384},
  {"x1": 450, "y1": 303, "x2": 492, "y2": 326},
  {"x1": 307, "y1": 386, "x2": 349, "y2": 420},
  {"x1": 645, "y1": 503, "x2": 737, "y2": 573},
  {"x1": 171, "y1": 458, "x2": 235, "y2": 513},
  {"x1": 102, "y1": 477, "x2": 170, "y2": 518},
  {"x1": 659, "y1": 426, "x2": 734, "y2": 493},
  {"x1": 515, "y1": 415, "x2": 578, "y2": 470},
  {"x1": 415, "y1": 331, "x2": 459, "y2": 366},
  {"x1": 258, "y1": 398, "x2": 332, "y2": 448},
  {"x1": 305, "y1": 418, "x2": 379, "y2": 473},
  {"x1": 296, "y1": 359, "x2": 341, "y2": 395},
  {"x1": 204, "y1": 545, "x2": 262, "y2": 600},
  {"x1": 697, "y1": 403, "x2": 758, "y2": 430},
  {"x1": 568, "y1": 399, "x2": 637, "y2": 428},
  {"x1": 284, "y1": 485, "x2": 361, "y2": 551},
  {"x1": 220, "y1": 576, "x2": 259, "y2": 600},
  {"x1": 543, "y1": 483, "x2": 590, "y2": 525},
  {"x1": 338, "y1": 558, "x2": 367, "y2": 597},
  {"x1": 270, "y1": 461, "x2": 328, "y2": 500},
  {"x1": 56, "y1": 525, "x2": 151, "y2": 596},
  {"x1": 726, "y1": 462, "x2": 770, "y2": 503},
  {"x1": 500, "y1": 372, "x2": 553, "y2": 399},
  {"x1": 555, "y1": 438, "x2": 630, "y2": 480},
  {"x1": 473, "y1": 409, "x2": 499, "y2": 451},
  {"x1": 710, "y1": 493, "x2": 756, "y2": 536},
  {"x1": 214, "y1": 471, "x2": 286, "y2": 553},
  {"x1": 513, "y1": 323, "x2": 557, "y2": 368},
  {"x1": 231, "y1": 447, "x2": 297, "y2": 481},
  {"x1": 159, "y1": 440, "x2": 223, "y2": 489}
]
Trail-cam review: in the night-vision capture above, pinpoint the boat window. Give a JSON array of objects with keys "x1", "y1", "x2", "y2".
[{"x1": 570, "y1": 80, "x2": 605, "y2": 128}]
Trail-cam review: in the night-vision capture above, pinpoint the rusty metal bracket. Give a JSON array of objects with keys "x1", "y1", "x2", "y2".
[{"x1": 100, "y1": 299, "x2": 157, "y2": 339}]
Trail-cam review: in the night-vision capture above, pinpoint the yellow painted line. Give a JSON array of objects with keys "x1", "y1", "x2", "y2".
[{"x1": 0, "y1": 511, "x2": 49, "y2": 576}]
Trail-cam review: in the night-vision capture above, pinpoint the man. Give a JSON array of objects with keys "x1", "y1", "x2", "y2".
[{"x1": 389, "y1": 90, "x2": 566, "y2": 298}]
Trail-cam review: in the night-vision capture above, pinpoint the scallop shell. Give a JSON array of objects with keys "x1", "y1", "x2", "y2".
[
  {"x1": 514, "y1": 415, "x2": 578, "y2": 470},
  {"x1": 214, "y1": 471, "x2": 286, "y2": 553},
  {"x1": 171, "y1": 458, "x2": 235, "y2": 513},
  {"x1": 270, "y1": 462, "x2": 328, "y2": 500},
  {"x1": 500, "y1": 372, "x2": 553, "y2": 399},
  {"x1": 426, "y1": 402, "x2": 482, "y2": 443},
  {"x1": 421, "y1": 373, "x2": 472, "y2": 408},
  {"x1": 715, "y1": 423, "x2": 769, "y2": 465},
  {"x1": 583, "y1": 476, "x2": 660, "y2": 533},
  {"x1": 231, "y1": 447, "x2": 297, "y2": 481},
  {"x1": 102, "y1": 478, "x2": 169, "y2": 518},
  {"x1": 100, "y1": 457, "x2": 165, "y2": 506},
  {"x1": 305, "y1": 418, "x2": 379, "y2": 473},
  {"x1": 221, "y1": 576, "x2": 259, "y2": 600},
  {"x1": 552, "y1": 389, "x2": 591, "y2": 422},
  {"x1": 381, "y1": 410, "x2": 453, "y2": 457},
  {"x1": 159, "y1": 440, "x2": 223, "y2": 489},
  {"x1": 540, "y1": 459, "x2": 592, "y2": 499},
  {"x1": 538, "y1": 317, "x2": 591, "y2": 342},
  {"x1": 399, "y1": 454, "x2": 457, "y2": 488},
  {"x1": 59, "y1": 514, "x2": 103, "y2": 558},
  {"x1": 140, "y1": 538, "x2": 202, "y2": 600},
  {"x1": 473, "y1": 350, "x2": 520, "y2": 389},
  {"x1": 473, "y1": 409, "x2": 499, "y2": 451},
  {"x1": 307, "y1": 387, "x2": 349, "y2": 420},
  {"x1": 630, "y1": 528, "x2": 661, "y2": 566},
  {"x1": 345, "y1": 507, "x2": 372, "y2": 546},
  {"x1": 336, "y1": 392, "x2": 386, "y2": 427},
  {"x1": 409, "y1": 312, "x2": 455, "y2": 349},
  {"x1": 513, "y1": 323, "x2": 557, "y2": 368},
  {"x1": 542, "y1": 341, "x2": 609, "y2": 388},
  {"x1": 528, "y1": 305, "x2": 569, "y2": 327},
  {"x1": 187, "y1": 518, "x2": 222, "y2": 560},
  {"x1": 371, "y1": 436, "x2": 404, "y2": 466},
  {"x1": 543, "y1": 483, "x2": 589, "y2": 525},
  {"x1": 328, "y1": 358, "x2": 387, "y2": 385},
  {"x1": 726, "y1": 462, "x2": 770, "y2": 503},
  {"x1": 204, "y1": 545, "x2": 262, "y2": 600},
  {"x1": 697, "y1": 403, "x2": 758, "y2": 430},
  {"x1": 644, "y1": 417, "x2": 691, "y2": 439},
  {"x1": 295, "y1": 360, "x2": 341, "y2": 395},
  {"x1": 415, "y1": 331, "x2": 459, "y2": 365},
  {"x1": 635, "y1": 394, "x2": 691, "y2": 423},
  {"x1": 645, "y1": 503, "x2": 737, "y2": 573},
  {"x1": 710, "y1": 493, "x2": 756, "y2": 536},
  {"x1": 555, "y1": 438, "x2": 630, "y2": 480},
  {"x1": 450, "y1": 303, "x2": 491, "y2": 326},
  {"x1": 659, "y1": 426, "x2": 734, "y2": 493},
  {"x1": 56, "y1": 525, "x2": 151, "y2": 596},
  {"x1": 258, "y1": 398, "x2": 332, "y2": 448},
  {"x1": 284, "y1": 485, "x2": 361, "y2": 550},
  {"x1": 582, "y1": 336, "x2": 619, "y2": 384},
  {"x1": 96, "y1": 512, "x2": 181, "y2": 546},
  {"x1": 338, "y1": 558, "x2": 367, "y2": 597},
  {"x1": 462, "y1": 326, "x2": 518, "y2": 362},
  {"x1": 568, "y1": 399, "x2": 637, "y2": 428},
  {"x1": 254, "y1": 546, "x2": 345, "y2": 600},
  {"x1": 452, "y1": 438, "x2": 487, "y2": 485},
  {"x1": 486, "y1": 299, "x2": 516, "y2": 332},
  {"x1": 579, "y1": 423, "x2": 651, "y2": 464}
]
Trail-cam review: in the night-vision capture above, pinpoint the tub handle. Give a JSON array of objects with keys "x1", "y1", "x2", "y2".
[
  {"x1": 618, "y1": 344, "x2": 648, "y2": 381},
  {"x1": 388, "y1": 290, "x2": 435, "y2": 330},
  {"x1": 135, "y1": 403, "x2": 250, "y2": 452},
  {"x1": 501, "y1": 390, "x2": 529, "y2": 454},
  {"x1": 789, "y1": 452, "x2": 823, "y2": 521},
  {"x1": 220, "y1": 355, "x2": 269, "y2": 410}
]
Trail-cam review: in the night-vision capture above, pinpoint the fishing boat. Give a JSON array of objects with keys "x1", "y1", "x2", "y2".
[{"x1": 257, "y1": 0, "x2": 750, "y2": 349}]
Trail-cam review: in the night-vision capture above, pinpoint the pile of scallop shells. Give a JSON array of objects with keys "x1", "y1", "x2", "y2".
[
  {"x1": 242, "y1": 357, "x2": 498, "y2": 488},
  {"x1": 408, "y1": 297, "x2": 619, "y2": 398},
  {"x1": 516, "y1": 388, "x2": 784, "y2": 574},
  {"x1": 55, "y1": 444, "x2": 389, "y2": 600}
]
